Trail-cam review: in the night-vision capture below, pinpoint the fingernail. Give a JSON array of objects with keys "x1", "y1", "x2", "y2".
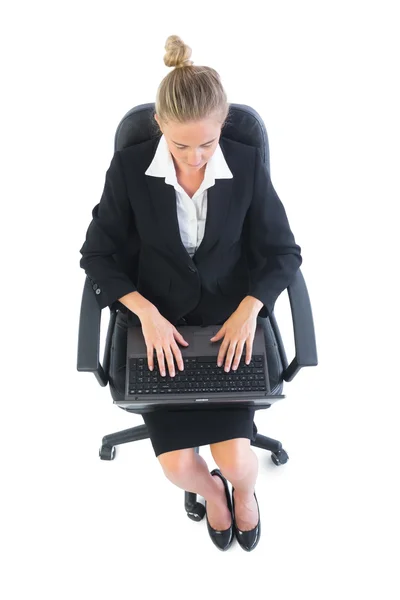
[
  {"x1": 217, "y1": 361, "x2": 222, "y2": 367},
  {"x1": 225, "y1": 367, "x2": 229, "y2": 372}
]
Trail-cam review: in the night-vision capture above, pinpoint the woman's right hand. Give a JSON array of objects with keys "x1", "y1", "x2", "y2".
[{"x1": 138, "y1": 307, "x2": 189, "y2": 376}]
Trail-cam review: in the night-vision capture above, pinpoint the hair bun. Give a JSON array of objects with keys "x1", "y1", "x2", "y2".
[{"x1": 164, "y1": 35, "x2": 194, "y2": 68}]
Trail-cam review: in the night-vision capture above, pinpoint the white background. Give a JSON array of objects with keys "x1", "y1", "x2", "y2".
[{"x1": 2, "y1": 1, "x2": 399, "y2": 598}]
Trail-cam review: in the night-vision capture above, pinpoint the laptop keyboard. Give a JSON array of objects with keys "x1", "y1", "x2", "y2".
[{"x1": 128, "y1": 355, "x2": 268, "y2": 396}]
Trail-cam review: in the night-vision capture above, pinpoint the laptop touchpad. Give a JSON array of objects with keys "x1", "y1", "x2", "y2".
[{"x1": 193, "y1": 328, "x2": 221, "y2": 353}]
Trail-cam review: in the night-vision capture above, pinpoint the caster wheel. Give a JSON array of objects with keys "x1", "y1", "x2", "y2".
[
  {"x1": 99, "y1": 445, "x2": 116, "y2": 460},
  {"x1": 186, "y1": 502, "x2": 206, "y2": 522},
  {"x1": 271, "y1": 448, "x2": 289, "y2": 466}
]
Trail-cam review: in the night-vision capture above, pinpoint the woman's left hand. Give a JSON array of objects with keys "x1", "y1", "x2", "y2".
[{"x1": 210, "y1": 300, "x2": 260, "y2": 372}]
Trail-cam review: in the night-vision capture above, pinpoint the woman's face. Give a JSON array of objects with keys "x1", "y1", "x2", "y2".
[{"x1": 155, "y1": 115, "x2": 222, "y2": 176}]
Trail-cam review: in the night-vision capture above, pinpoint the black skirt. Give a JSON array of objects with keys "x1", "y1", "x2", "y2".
[
  {"x1": 142, "y1": 404, "x2": 257, "y2": 457},
  {"x1": 115, "y1": 309, "x2": 258, "y2": 458}
]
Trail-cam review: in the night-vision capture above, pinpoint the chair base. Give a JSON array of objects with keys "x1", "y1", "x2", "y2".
[{"x1": 99, "y1": 424, "x2": 289, "y2": 521}]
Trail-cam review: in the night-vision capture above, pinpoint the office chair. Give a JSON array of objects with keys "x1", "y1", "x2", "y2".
[{"x1": 77, "y1": 103, "x2": 318, "y2": 522}]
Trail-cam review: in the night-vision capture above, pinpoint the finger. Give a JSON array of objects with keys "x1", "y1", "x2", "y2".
[
  {"x1": 147, "y1": 346, "x2": 154, "y2": 371},
  {"x1": 171, "y1": 341, "x2": 184, "y2": 371},
  {"x1": 232, "y1": 340, "x2": 245, "y2": 371},
  {"x1": 210, "y1": 326, "x2": 224, "y2": 341},
  {"x1": 163, "y1": 346, "x2": 175, "y2": 377},
  {"x1": 224, "y1": 340, "x2": 238, "y2": 372},
  {"x1": 156, "y1": 347, "x2": 166, "y2": 377},
  {"x1": 173, "y1": 327, "x2": 189, "y2": 346},
  {"x1": 217, "y1": 340, "x2": 229, "y2": 367},
  {"x1": 245, "y1": 337, "x2": 254, "y2": 365}
]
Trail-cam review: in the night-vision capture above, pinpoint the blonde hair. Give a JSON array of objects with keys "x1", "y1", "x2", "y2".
[{"x1": 154, "y1": 35, "x2": 230, "y2": 128}]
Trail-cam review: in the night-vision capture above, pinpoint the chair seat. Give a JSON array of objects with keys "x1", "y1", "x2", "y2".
[{"x1": 108, "y1": 312, "x2": 284, "y2": 411}]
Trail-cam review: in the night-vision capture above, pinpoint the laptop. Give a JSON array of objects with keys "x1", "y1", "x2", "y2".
[{"x1": 119, "y1": 322, "x2": 284, "y2": 410}]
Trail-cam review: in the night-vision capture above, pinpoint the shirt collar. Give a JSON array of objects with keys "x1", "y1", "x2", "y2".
[{"x1": 145, "y1": 134, "x2": 233, "y2": 191}]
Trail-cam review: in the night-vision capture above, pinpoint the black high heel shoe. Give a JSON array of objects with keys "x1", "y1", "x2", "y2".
[
  {"x1": 232, "y1": 487, "x2": 261, "y2": 551},
  {"x1": 205, "y1": 469, "x2": 234, "y2": 551}
]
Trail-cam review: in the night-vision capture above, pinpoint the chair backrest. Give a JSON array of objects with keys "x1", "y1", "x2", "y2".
[{"x1": 114, "y1": 102, "x2": 271, "y2": 172}]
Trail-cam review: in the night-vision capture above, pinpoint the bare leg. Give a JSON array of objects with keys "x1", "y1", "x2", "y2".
[
  {"x1": 158, "y1": 448, "x2": 232, "y2": 530},
  {"x1": 210, "y1": 438, "x2": 259, "y2": 531}
]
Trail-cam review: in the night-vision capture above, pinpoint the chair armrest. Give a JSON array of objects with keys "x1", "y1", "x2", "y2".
[
  {"x1": 77, "y1": 276, "x2": 117, "y2": 387},
  {"x1": 282, "y1": 269, "x2": 318, "y2": 382}
]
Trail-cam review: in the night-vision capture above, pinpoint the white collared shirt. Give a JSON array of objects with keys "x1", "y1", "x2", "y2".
[{"x1": 145, "y1": 134, "x2": 233, "y2": 257}]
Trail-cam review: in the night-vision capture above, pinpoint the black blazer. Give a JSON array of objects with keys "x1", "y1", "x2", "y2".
[{"x1": 79, "y1": 136, "x2": 302, "y2": 325}]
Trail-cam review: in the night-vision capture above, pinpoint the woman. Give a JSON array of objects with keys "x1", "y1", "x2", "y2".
[{"x1": 80, "y1": 35, "x2": 302, "y2": 552}]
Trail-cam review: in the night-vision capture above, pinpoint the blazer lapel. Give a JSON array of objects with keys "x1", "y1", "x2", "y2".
[
  {"x1": 145, "y1": 176, "x2": 234, "y2": 264},
  {"x1": 194, "y1": 179, "x2": 233, "y2": 261},
  {"x1": 145, "y1": 176, "x2": 188, "y2": 258}
]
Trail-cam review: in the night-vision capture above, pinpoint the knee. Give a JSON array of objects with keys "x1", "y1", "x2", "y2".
[
  {"x1": 158, "y1": 448, "x2": 196, "y2": 481},
  {"x1": 210, "y1": 439, "x2": 256, "y2": 480}
]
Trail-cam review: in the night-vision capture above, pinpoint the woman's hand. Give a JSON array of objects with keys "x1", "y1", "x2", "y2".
[
  {"x1": 210, "y1": 298, "x2": 261, "y2": 371},
  {"x1": 138, "y1": 307, "x2": 189, "y2": 377}
]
